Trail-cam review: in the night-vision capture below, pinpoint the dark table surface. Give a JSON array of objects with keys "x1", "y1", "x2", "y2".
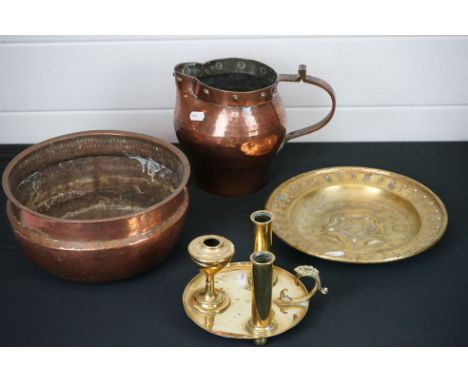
[{"x1": 0, "y1": 142, "x2": 467, "y2": 346}]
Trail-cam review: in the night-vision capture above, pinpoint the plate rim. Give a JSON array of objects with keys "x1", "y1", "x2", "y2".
[{"x1": 265, "y1": 166, "x2": 448, "y2": 264}]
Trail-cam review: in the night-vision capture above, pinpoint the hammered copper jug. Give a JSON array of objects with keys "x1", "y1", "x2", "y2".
[{"x1": 174, "y1": 58, "x2": 336, "y2": 196}]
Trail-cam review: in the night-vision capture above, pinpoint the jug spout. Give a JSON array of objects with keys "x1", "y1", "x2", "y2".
[
  {"x1": 247, "y1": 251, "x2": 277, "y2": 344},
  {"x1": 174, "y1": 62, "x2": 203, "y2": 78},
  {"x1": 250, "y1": 210, "x2": 273, "y2": 253}
]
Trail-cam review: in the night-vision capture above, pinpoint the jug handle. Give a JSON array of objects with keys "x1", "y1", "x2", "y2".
[{"x1": 277, "y1": 65, "x2": 336, "y2": 150}]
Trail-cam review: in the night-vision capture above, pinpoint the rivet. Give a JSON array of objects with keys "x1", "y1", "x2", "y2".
[
  {"x1": 232, "y1": 94, "x2": 239, "y2": 101},
  {"x1": 176, "y1": 76, "x2": 183, "y2": 82},
  {"x1": 260, "y1": 92, "x2": 266, "y2": 97},
  {"x1": 203, "y1": 89, "x2": 210, "y2": 95}
]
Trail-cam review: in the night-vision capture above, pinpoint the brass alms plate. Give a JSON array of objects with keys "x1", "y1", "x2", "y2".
[
  {"x1": 183, "y1": 262, "x2": 310, "y2": 340},
  {"x1": 265, "y1": 167, "x2": 448, "y2": 264}
]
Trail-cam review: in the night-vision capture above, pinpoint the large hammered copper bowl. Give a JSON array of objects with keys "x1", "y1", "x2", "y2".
[{"x1": 2, "y1": 130, "x2": 190, "y2": 282}]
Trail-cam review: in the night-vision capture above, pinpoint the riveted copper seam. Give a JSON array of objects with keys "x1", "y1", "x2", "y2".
[{"x1": 174, "y1": 58, "x2": 335, "y2": 196}]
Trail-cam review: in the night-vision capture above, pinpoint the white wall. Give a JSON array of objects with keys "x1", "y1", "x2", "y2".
[{"x1": 0, "y1": 35, "x2": 467, "y2": 143}]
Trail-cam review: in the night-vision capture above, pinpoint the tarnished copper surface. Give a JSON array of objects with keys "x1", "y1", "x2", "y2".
[
  {"x1": 174, "y1": 58, "x2": 336, "y2": 196},
  {"x1": 2, "y1": 130, "x2": 190, "y2": 282}
]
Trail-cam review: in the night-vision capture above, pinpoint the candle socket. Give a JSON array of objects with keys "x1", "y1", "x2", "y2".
[
  {"x1": 247, "y1": 251, "x2": 277, "y2": 342},
  {"x1": 249, "y1": 210, "x2": 278, "y2": 288},
  {"x1": 188, "y1": 235, "x2": 235, "y2": 313},
  {"x1": 251, "y1": 210, "x2": 273, "y2": 252}
]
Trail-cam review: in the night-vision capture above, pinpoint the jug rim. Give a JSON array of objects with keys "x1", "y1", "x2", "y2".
[{"x1": 174, "y1": 57, "x2": 279, "y2": 106}]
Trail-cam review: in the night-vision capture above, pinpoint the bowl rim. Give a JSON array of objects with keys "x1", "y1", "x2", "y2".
[{"x1": 2, "y1": 130, "x2": 191, "y2": 224}]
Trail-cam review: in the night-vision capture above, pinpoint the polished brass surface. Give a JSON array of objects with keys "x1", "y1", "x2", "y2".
[
  {"x1": 183, "y1": 218, "x2": 330, "y2": 343},
  {"x1": 251, "y1": 210, "x2": 273, "y2": 253},
  {"x1": 277, "y1": 265, "x2": 328, "y2": 307},
  {"x1": 249, "y1": 210, "x2": 277, "y2": 287},
  {"x1": 266, "y1": 166, "x2": 448, "y2": 264},
  {"x1": 183, "y1": 262, "x2": 309, "y2": 341},
  {"x1": 247, "y1": 252, "x2": 276, "y2": 338},
  {"x1": 187, "y1": 235, "x2": 235, "y2": 313},
  {"x1": 2, "y1": 130, "x2": 190, "y2": 282},
  {"x1": 174, "y1": 58, "x2": 336, "y2": 196}
]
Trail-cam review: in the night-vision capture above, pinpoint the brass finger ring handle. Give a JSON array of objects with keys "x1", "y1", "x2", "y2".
[
  {"x1": 276, "y1": 265, "x2": 328, "y2": 307},
  {"x1": 277, "y1": 65, "x2": 336, "y2": 150}
]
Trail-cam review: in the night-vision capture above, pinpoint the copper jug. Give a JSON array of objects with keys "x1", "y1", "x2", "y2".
[{"x1": 174, "y1": 58, "x2": 336, "y2": 196}]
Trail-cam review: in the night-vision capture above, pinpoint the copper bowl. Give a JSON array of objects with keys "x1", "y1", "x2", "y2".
[{"x1": 2, "y1": 130, "x2": 190, "y2": 282}]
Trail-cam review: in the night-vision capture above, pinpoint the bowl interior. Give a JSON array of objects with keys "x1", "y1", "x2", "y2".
[{"x1": 8, "y1": 133, "x2": 186, "y2": 220}]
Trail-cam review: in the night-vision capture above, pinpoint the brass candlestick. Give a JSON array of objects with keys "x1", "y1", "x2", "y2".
[
  {"x1": 247, "y1": 251, "x2": 277, "y2": 345},
  {"x1": 187, "y1": 235, "x2": 235, "y2": 313},
  {"x1": 182, "y1": 214, "x2": 329, "y2": 345},
  {"x1": 250, "y1": 210, "x2": 278, "y2": 288},
  {"x1": 251, "y1": 210, "x2": 273, "y2": 252}
]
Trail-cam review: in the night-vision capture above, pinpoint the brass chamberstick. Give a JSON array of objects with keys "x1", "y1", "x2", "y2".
[{"x1": 183, "y1": 262, "x2": 310, "y2": 340}]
